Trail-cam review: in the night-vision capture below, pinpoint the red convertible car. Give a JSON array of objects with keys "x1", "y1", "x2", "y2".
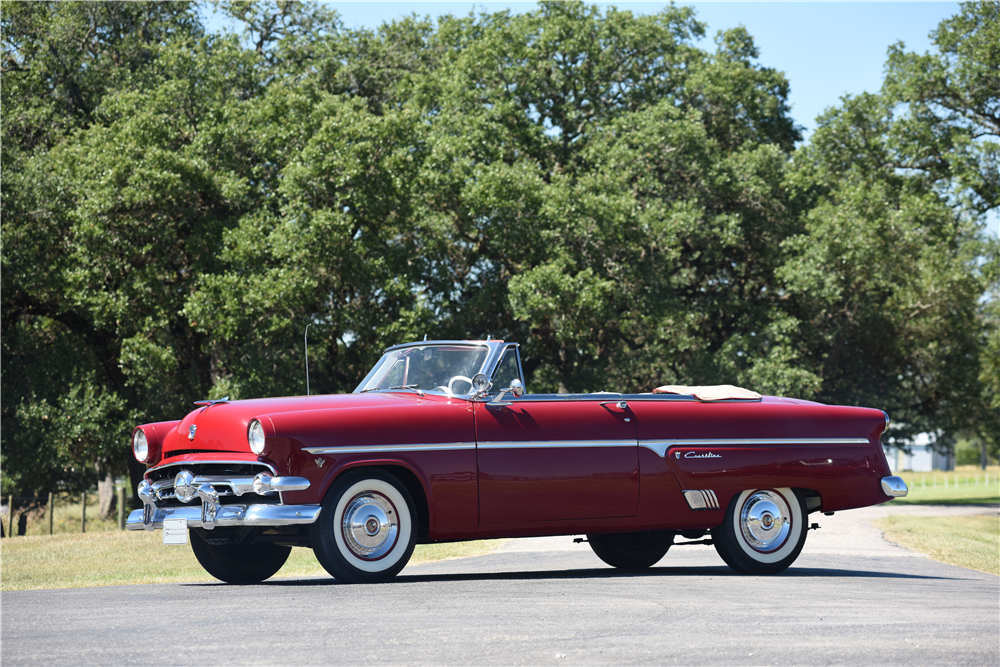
[{"x1": 127, "y1": 339, "x2": 907, "y2": 583}]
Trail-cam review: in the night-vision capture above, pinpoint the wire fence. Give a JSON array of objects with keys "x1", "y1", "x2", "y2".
[
  {"x1": 910, "y1": 473, "x2": 993, "y2": 490},
  {"x1": 1, "y1": 487, "x2": 131, "y2": 538}
]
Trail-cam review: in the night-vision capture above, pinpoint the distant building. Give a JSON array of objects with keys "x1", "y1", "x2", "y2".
[{"x1": 883, "y1": 433, "x2": 954, "y2": 472}]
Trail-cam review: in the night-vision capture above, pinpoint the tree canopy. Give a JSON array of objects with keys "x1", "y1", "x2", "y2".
[{"x1": 2, "y1": 0, "x2": 997, "y2": 501}]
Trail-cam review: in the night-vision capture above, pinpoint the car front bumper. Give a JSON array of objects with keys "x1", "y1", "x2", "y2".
[
  {"x1": 128, "y1": 471, "x2": 320, "y2": 531},
  {"x1": 127, "y1": 503, "x2": 322, "y2": 530}
]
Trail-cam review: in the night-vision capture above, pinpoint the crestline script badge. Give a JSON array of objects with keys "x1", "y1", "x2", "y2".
[{"x1": 676, "y1": 451, "x2": 722, "y2": 459}]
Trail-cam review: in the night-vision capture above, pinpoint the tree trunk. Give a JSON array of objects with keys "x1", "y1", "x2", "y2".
[
  {"x1": 97, "y1": 470, "x2": 117, "y2": 519},
  {"x1": 126, "y1": 455, "x2": 147, "y2": 511}
]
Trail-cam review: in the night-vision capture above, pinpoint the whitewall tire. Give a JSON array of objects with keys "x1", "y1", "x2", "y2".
[{"x1": 712, "y1": 487, "x2": 807, "y2": 575}]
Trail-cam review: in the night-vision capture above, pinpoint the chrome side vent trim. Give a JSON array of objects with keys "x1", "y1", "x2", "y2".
[{"x1": 682, "y1": 489, "x2": 720, "y2": 511}]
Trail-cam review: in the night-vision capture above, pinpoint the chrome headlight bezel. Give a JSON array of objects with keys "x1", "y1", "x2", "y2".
[
  {"x1": 248, "y1": 419, "x2": 266, "y2": 455},
  {"x1": 132, "y1": 429, "x2": 149, "y2": 462}
]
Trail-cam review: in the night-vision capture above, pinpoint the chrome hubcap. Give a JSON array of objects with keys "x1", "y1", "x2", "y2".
[
  {"x1": 342, "y1": 492, "x2": 398, "y2": 559},
  {"x1": 740, "y1": 490, "x2": 791, "y2": 552}
]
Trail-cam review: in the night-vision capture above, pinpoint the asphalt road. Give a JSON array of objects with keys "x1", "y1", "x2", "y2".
[{"x1": 2, "y1": 504, "x2": 997, "y2": 666}]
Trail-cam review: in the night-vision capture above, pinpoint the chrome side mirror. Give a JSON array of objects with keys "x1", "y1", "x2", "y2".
[{"x1": 490, "y1": 378, "x2": 524, "y2": 404}]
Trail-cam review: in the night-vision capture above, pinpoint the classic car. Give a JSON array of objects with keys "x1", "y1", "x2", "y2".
[{"x1": 127, "y1": 339, "x2": 908, "y2": 583}]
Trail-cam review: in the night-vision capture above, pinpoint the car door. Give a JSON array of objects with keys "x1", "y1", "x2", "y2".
[{"x1": 475, "y1": 395, "x2": 639, "y2": 524}]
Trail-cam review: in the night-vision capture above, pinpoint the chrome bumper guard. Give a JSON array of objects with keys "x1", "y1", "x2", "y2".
[
  {"x1": 127, "y1": 504, "x2": 321, "y2": 531},
  {"x1": 128, "y1": 471, "x2": 319, "y2": 531},
  {"x1": 881, "y1": 476, "x2": 908, "y2": 498}
]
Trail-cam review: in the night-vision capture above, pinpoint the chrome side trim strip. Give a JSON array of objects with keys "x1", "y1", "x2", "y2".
[
  {"x1": 127, "y1": 504, "x2": 322, "y2": 531},
  {"x1": 478, "y1": 440, "x2": 637, "y2": 450},
  {"x1": 303, "y1": 442, "x2": 477, "y2": 455},
  {"x1": 640, "y1": 438, "x2": 871, "y2": 458},
  {"x1": 306, "y1": 440, "x2": 638, "y2": 454}
]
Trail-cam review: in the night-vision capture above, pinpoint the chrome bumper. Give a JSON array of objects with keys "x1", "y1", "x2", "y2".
[
  {"x1": 130, "y1": 471, "x2": 318, "y2": 531},
  {"x1": 127, "y1": 503, "x2": 321, "y2": 530},
  {"x1": 881, "y1": 476, "x2": 909, "y2": 497}
]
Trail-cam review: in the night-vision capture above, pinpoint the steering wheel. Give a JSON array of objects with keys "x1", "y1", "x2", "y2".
[{"x1": 446, "y1": 375, "x2": 473, "y2": 394}]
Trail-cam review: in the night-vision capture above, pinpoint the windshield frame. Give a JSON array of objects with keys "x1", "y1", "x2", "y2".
[{"x1": 353, "y1": 340, "x2": 505, "y2": 398}]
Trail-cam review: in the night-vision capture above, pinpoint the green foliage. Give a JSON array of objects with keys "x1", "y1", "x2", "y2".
[
  {"x1": 780, "y1": 1, "x2": 999, "y2": 450},
  {"x1": 2, "y1": 1, "x2": 997, "y2": 497}
]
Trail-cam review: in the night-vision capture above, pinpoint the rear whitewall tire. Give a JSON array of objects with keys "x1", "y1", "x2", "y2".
[{"x1": 712, "y1": 487, "x2": 807, "y2": 575}]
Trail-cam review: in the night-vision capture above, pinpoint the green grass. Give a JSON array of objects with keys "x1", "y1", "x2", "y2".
[
  {"x1": 888, "y1": 465, "x2": 1000, "y2": 505},
  {"x1": 0, "y1": 531, "x2": 505, "y2": 591},
  {"x1": 874, "y1": 514, "x2": 999, "y2": 576}
]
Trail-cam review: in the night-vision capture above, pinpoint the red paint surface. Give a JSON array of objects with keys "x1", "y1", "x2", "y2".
[
  {"x1": 141, "y1": 389, "x2": 894, "y2": 540},
  {"x1": 474, "y1": 400, "x2": 638, "y2": 523}
]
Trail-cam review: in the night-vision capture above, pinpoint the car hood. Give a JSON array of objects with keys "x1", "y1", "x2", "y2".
[{"x1": 157, "y1": 392, "x2": 429, "y2": 460}]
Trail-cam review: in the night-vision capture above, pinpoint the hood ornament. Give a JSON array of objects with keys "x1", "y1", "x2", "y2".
[
  {"x1": 188, "y1": 425, "x2": 197, "y2": 440},
  {"x1": 194, "y1": 396, "x2": 230, "y2": 407}
]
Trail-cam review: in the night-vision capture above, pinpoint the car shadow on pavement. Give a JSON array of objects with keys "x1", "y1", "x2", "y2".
[{"x1": 181, "y1": 565, "x2": 962, "y2": 588}]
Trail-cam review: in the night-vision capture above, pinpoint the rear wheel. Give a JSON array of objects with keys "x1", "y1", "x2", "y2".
[
  {"x1": 712, "y1": 487, "x2": 807, "y2": 575},
  {"x1": 190, "y1": 530, "x2": 291, "y2": 584},
  {"x1": 586, "y1": 530, "x2": 673, "y2": 569},
  {"x1": 310, "y1": 468, "x2": 417, "y2": 584}
]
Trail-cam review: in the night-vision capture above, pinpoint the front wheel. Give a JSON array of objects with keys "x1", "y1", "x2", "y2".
[
  {"x1": 712, "y1": 487, "x2": 807, "y2": 575},
  {"x1": 310, "y1": 468, "x2": 417, "y2": 584},
  {"x1": 586, "y1": 530, "x2": 673, "y2": 569},
  {"x1": 189, "y1": 529, "x2": 291, "y2": 584}
]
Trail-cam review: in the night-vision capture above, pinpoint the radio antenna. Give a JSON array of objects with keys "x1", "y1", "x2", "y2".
[{"x1": 304, "y1": 324, "x2": 311, "y2": 396}]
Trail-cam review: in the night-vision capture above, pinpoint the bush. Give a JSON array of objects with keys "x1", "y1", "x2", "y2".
[{"x1": 957, "y1": 446, "x2": 983, "y2": 466}]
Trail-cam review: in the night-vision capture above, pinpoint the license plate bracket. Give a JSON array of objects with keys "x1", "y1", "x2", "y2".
[{"x1": 163, "y1": 518, "x2": 188, "y2": 545}]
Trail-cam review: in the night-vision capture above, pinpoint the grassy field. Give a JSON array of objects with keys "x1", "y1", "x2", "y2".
[
  {"x1": 875, "y1": 514, "x2": 999, "y2": 576},
  {"x1": 888, "y1": 465, "x2": 1000, "y2": 505},
  {"x1": 3, "y1": 491, "x2": 123, "y2": 536},
  {"x1": 0, "y1": 531, "x2": 505, "y2": 591},
  {"x1": 875, "y1": 466, "x2": 999, "y2": 576}
]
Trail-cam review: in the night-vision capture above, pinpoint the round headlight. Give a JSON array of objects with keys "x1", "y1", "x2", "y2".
[
  {"x1": 248, "y1": 419, "x2": 266, "y2": 455},
  {"x1": 132, "y1": 429, "x2": 148, "y2": 462}
]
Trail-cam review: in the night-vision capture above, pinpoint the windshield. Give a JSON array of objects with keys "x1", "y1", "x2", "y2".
[{"x1": 354, "y1": 345, "x2": 490, "y2": 396}]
